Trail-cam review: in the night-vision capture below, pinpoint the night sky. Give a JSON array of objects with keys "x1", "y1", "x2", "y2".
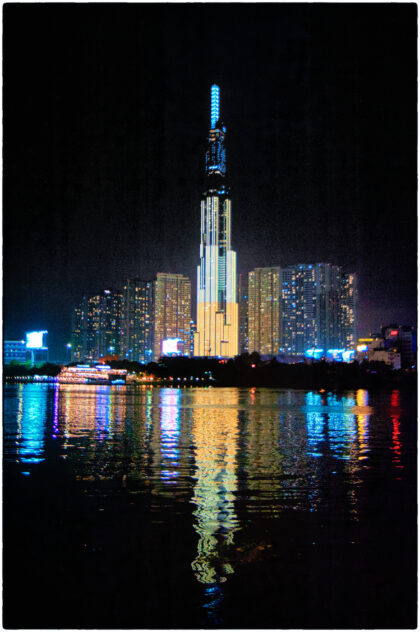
[{"x1": 4, "y1": 3, "x2": 417, "y2": 360}]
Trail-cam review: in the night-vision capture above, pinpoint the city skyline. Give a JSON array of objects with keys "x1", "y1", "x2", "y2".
[{"x1": 4, "y1": 4, "x2": 416, "y2": 360}]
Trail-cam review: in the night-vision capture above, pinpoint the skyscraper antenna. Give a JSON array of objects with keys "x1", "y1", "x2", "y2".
[{"x1": 210, "y1": 84, "x2": 220, "y2": 128}]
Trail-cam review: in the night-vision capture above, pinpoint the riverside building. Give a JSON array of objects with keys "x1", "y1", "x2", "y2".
[
  {"x1": 71, "y1": 289, "x2": 123, "y2": 361},
  {"x1": 280, "y1": 264, "x2": 357, "y2": 355},
  {"x1": 247, "y1": 263, "x2": 357, "y2": 357},
  {"x1": 248, "y1": 267, "x2": 281, "y2": 356},
  {"x1": 122, "y1": 278, "x2": 154, "y2": 364},
  {"x1": 238, "y1": 273, "x2": 249, "y2": 353},
  {"x1": 194, "y1": 85, "x2": 238, "y2": 357},
  {"x1": 153, "y1": 273, "x2": 191, "y2": 360}
]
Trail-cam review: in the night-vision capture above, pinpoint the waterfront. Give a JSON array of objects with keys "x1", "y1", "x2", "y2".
[{"x1": 4, "y1": 384, "x2": 416, "y2": 628}]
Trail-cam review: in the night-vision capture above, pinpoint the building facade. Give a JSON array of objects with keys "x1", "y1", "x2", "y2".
[
  {"x1": 382, "y1": 324, "x2": 416, "y2": 368},
  {"x1": 245, "y1": 263, "x2": 357, "y2": 357},
  {"x1": 71, "y1": 289, "x2": 123, "y2": 361},
  {"x1": 279, "y1": 264, "x2": 356, "y2": 355},
  {"x1": 238, "y1": 273, "x2": 249, "y2": 353},
  {"x1": 280, "y1": 265, "x2": 317, "y2": 355},
  {"x1": 4, "y1": 340, "x2": 27, "y2": 364},
  {"x1": 154, "y1": 273, "x2": 191, "y2": 360},
  {"x1": 248, "y1": 267, "x2": 281, "y2": 356},
  {"x1": 340, "y1": 273, "x2": 358, "y2": 350},
  {"x1": 194, "y1": 85, "x2": 238, "y2": 357},
  {"x1": 121, "y1": 278, "x2": 154, "y2": 364}
]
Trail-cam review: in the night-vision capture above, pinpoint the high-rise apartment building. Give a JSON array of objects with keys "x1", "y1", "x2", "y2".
[
  {"x1": 280, "y1": 265, "x2": 317, "y2": 354},
  {"x1": 248, "y1": 267, "x2": 281, "y2": 356},
  {"x1": 246, "y1": 263, "x2": 357, "y2": 357},
  {"x1": 71, "y1": 289, "x2": 123, "y2": 361},
  {"x1": 340, "y1": 273, "x2": 357, "y2": 350},
  {"x1": 280, "y1": 264, "x2": 357, "y2": 355},
  {"x1": 121, "y1": 278, "x2": 154, "y2": 364},
  {"x1": 71, "y1": 301, "x2": 87, "y2": 361},
  {"x1": 238, "y1": 273, "x2": 249, "y2": 353},
  {"x1": 195, "y1": 85, "x2": 238, "y2": 357},
  {"x1": 154, "y1": 273, "x2": 191, "y2": 360}
]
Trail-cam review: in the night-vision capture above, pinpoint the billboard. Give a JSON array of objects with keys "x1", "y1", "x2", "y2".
[
  {"x1": 162, "y1": 338, "x2": 182, "y2": 356},
  {"x1": 26, "y1": 331, "x2": 48, "y2": 350}
]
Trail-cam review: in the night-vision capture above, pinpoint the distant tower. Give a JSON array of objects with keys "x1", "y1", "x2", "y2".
[
  {"x1": 154, "y1": 273, "x2": 191, "y2": 360},
  {"x1": 194, "y1": 85, "x2": 238, "y2": 357}
]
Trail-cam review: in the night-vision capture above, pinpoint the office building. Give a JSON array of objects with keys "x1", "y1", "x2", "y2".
[
  {"x1": 248, "y1": 267, "x2": 280, "y2": 355},
  {"x1": 154, "y1": 273, "x2": 191, "y2": 360},
  {"x1": 122, "y1": 278, "x2": 154, "y2": 364},
  {"x1": 382, "y1": 324, "x2": 416, "y2": 368},
  {"x1": 195, "y1": 85, "x2": 238, "y2": 357},
  {"x1": 4, "y1": 340, "x2": 27, "y2": 364}
]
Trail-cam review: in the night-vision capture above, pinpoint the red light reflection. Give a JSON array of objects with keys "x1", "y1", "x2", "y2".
[{"x1": 390, "y1": 391, "x2": 403, "y2": 473}]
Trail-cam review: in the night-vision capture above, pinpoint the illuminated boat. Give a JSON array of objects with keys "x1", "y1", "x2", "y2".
[{"x1": 58, "y1": 364, "x2": 127, "y2": 385}]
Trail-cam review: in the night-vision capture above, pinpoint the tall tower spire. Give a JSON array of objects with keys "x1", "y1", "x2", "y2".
[
  {"x1": 210, "y1": 84, "x2": 220, "y2": 128},
  {"x1": 194, "y1": 86, "x2": 238, "y2": 357}
]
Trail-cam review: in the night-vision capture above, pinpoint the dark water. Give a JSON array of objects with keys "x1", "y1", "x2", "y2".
[{"x1": 4, "y1": 384, "x2": 417, "y2": 629}]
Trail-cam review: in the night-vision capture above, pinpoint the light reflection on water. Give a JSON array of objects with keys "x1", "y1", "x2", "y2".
[
  {"x1": 190, "y1": 389, "x2": 240, "y2": 585},
  {"x1": 4, "y1": 383, "x2": 407, "y2": 610}
]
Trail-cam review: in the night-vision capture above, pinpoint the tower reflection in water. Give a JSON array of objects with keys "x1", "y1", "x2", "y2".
[
  {"x1": 190, "y1": 389, "x2": 240, "y2": 585},
  {"x1": 159, "y1": 388, "x2": 181, "y2": 483}
]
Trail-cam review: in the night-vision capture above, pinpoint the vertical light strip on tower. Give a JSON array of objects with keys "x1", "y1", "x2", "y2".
[{"x1": 210, "y1": 84, "x2": 220, "y2": 129}]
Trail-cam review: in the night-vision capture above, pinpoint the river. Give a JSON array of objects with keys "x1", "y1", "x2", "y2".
[{"x1": 4, "y1": 383, "x2": 416, "y2": 628}]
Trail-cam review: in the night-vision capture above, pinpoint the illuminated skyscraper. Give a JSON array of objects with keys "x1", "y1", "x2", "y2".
[
  {"x1": 248, "y1": 267, "x2": 281, "y2": 356},
  {"x1": 279, "y1": 263, "x2": 357, "y2": 354},
  {"x1": 195, "y1": 85, "x2": 238, "y2": 357},
  {"x1": 154, "y1": 273, "x2": 191, "y2": 360},
  {"x1": 122, "y1": 278, "x2": 154, "y2": 363},
  {"x1": 341, "y1": 273, "x2": 357, "y2": 349},
  {"x1": 238, "y1": 273, "x2": 249, "y2": 353},
  {"x1": 71, "y1": 289, "x2": 123, "y2": 360},
  {"x1": 280, "y1": 265, "x2": 317, "y2": 355}
]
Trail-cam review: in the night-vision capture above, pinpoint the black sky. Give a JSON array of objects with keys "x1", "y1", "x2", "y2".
[{"x1": 4, "y1": 3, "x2": 417, "y2": 360}]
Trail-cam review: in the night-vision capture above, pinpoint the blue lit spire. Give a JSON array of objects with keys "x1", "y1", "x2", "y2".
[{"x1": 210, "y1": 84, "x2": 220, "y2": 129}]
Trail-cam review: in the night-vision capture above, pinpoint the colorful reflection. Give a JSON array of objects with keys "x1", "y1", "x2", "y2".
[
  {"x1": 190, "y1": 389, "x2": 240, "y2": 584},
  {"x1": 52, "y1": 385, "x2": 59, "y2": 438},
  {"x1": 390, "y1": 390, "x2": 403, "y2": 470},
  {"x1": 305, "y1": 392, "x2": 360, "y2": 461},
  {"x1": 356, "y1": 389, "x2": 370, "y2": 460},
  {"x1": 95, "y1": 386, "x2": 113, "y2": 440},
  {"x1": 243, "y1": 391, "x2": 283, "y2": 514},
  {"x1": 160, "y1": 388, "x2": 181, "y2": 482},
  {"x1": 15, "y1": 384, "x2": 48, "y2": 463}
]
